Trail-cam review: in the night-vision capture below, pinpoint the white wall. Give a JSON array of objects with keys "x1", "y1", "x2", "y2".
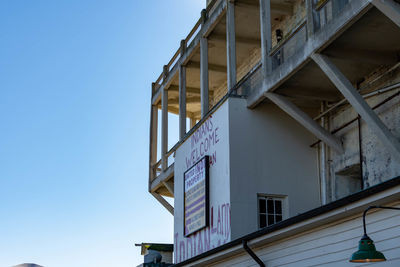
[
  {"x1": 174, "y1": 100, "x2": 231, "y2": 263},
  {"x1": 228, "y1": 98, "x2": 321, "y2": 239}
]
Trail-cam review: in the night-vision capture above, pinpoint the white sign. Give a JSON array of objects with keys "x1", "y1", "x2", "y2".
[{"x1": 184, "y1": 156, "x2": 209, "y2": 236}]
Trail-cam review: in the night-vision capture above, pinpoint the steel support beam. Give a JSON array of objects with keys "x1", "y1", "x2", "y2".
[
  {"x1": 370, "y1": 0, "x2": 400, "y2": 27},
  {"x1": 151, "y1": 192, "x2": 174, "y2": 215},
  {"x1": 312, "y1": 53, "x2": 400, "y2": 163},
  {"x1": 265, "y1": 92, "x2": 344, "y2": 153},
  {"x1": 227, "y1": 0, "x2": 237, "y2": 91},
  {"x1": 201, "y1": 9, "x2": 209, "y2": 118}
]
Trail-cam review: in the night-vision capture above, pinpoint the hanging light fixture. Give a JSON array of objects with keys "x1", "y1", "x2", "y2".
[{"x1": 350, "y1": 205, "x2": 400, "y2": 263}]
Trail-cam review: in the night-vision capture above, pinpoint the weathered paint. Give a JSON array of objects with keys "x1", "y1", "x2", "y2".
[{"x1": 174, "y1": 101, "x2": 231, "y2": 263}]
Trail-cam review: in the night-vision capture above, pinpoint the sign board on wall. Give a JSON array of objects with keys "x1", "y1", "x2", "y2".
[
  {"x1": 174, "y1": 100, "x2": 231, "y2": 264},
  {"x1": 184, "y1": 156, "x2": 209, "y2": 236}
]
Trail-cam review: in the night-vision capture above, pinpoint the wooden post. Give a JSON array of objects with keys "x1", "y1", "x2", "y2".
[
  {"x1": 149, "y1": 83, "x2": 159, "y2": 184},
  {"x1": 259, "y1": 0, "x2": 272, "y2": 76},
  {"x1": 200, "y1": 9, "x2": 209, "y2": 118},
  {"x1": 312, "y1": 53, "x2": 400, "y2": 163},
  {"x1": 161, "y1": 66, "x2": 169, "y2": 171},
  {"x1": 227, "y1": 0, "x2": 237, "y2": 91},
  {"x1": 179, "y1": 40, "x2": 187, "y2": 140}
]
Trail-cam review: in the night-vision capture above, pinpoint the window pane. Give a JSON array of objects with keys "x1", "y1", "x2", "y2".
[
  {"x1": 275, "y1": 200, "x2": 282, "y2": 215},
  {"x1": 267, "y1": 199, "x2": 274, "y2": 213},
  {"x1": 259, "y1": 198, "x2": 266, "y2": 214},
  {"x1": 276, "y1": 215, "x2": 282, "y2": 223},
  {"x1": 267, "y1": 214, "x2": 275, "y2": 226},
  {"x1": 259, "y1": 214, "x2": 266, "y2": 228}
]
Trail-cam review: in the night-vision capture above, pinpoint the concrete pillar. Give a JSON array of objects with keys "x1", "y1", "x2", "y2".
[
  {"x1": 149, "y1": 84, "x2": 158, "y2": 182},
  {"x1": 313, "y1": 53, "x2": 400, "y2": 163},
  {"x1": 200, "y1": 9, "x2": 209, "y2": 118},
  {"x1": 259, "y1": 0, "x2": 272, "y2": 76},
  {"x1": 161, "y1": 66, "x2": 169, "y2": 171},
  {"x1": 227, "y1": 0, "x2": 237, "y2": 91},
  {"x1": 371, "y1": 0, "x2": 400, "y2": 28},
  {"x1": 306, "y1": 0, "x2": 315, "y2": 37},
  {"x1": 179, "y1": 40, "x2": 187, "y2": 140}
]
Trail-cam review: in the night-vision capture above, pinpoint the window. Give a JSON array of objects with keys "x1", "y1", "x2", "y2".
[{"x1": 258, "y1": 195, "x2": 286, "y2": 228}]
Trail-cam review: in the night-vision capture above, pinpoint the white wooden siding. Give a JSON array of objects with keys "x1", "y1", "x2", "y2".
[{"x1": 207, "y1": 202, "x2": 400, "y2": 267}]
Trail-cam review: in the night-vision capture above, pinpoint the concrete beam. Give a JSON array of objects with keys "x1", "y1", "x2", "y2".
[
  {"x1": 237, "y1": 1, "x2": 292, "y2": 15},
  {"x1": 227, "y1": 0, "x2": 237, "y2": 91},
  {"x1": 167, "y1": 97, "x2": 201, "y2": 105},
  {"x1": 151, "y1": 192, "x2": 174, "y2": 215},
  {"x1": 151, "y1": 0, "x2": 227, "y2": 105},
  {"x1": 209, "y1": 33, "x2": 260, "y2": 46},
  {"x1": 312, "y1": 53, "x2": 400, "y2": 163},
  {"x1": 324, "y1": 47, "x2": 397, "y2": 65},
  {"x1": 265, "y1": 92, "x2": 344, "y2": 153},
  {"x1": 161, "y1": 87, "x2": 168, "y2": 171},
  {"x1": 161, "y1": 105, "x2": 195, "y2": 118},
  {"x1": 306, "y1": 0, "x2": 315, "y2": 36},
  {"x1": 148, "y1": 103, "x2": 158, "y2": 185},
  {"x1": 247, "y1": 0, "x2": 371, "y2": 108},
  {"x1": 179, "y1": 40, "x2": 187, "y2": 141},
  {"x1": 370, "y1": 0, "x2": 400, "y2": 28},
  {"x1": 163, "y1": 180, "x2": 174, "y2": 196},
  {"x1": 150, "y1": 163, "x2": 175, "y2": 192},
  {"x1": 280, "y1": 89, "x2": 339, "y2": 102},
  {"x1": 259, "y1": 0, "x2": 272, "y2": 76},
  {"x1": 201, "y1": 10, "x2": 210, "y2": 118},
  {"x1": 169, "y1": 85, "x2": 201, "y2": 95},
  {"x1": 187, "y1": 61, "x2": 226, "y2": 74}
]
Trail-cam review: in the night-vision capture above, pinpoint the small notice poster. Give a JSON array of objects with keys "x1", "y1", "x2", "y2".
[{"x1": 184, "y1": 156, "x2": 209, "y2": 236}]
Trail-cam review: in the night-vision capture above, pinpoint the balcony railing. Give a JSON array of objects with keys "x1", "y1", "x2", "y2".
[{"x1": 313, "y1": 0, "x2": 350, "y2": 32}]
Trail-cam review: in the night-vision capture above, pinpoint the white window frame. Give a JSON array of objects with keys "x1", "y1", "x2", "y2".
[{"x1": 257, "y1": 194, "x2": 288, "y2": 229}]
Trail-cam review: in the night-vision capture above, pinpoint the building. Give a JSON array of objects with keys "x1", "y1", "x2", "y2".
[
  {"x1": 135, "y1": 243, "x2": 173, "y2": 267},
  {"x1": 147, "y1": 0, "x2": 400, "y2": 266}
]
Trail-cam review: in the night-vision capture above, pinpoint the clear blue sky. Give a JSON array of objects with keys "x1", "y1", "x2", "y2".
[{"x1": 0, "y1": 1, "x2": 204, "y2": 266}]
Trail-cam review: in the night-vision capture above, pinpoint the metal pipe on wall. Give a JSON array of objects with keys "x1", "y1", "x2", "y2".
[{"x1": 320, "y1": 102, "x2": 327, "y2": 205}]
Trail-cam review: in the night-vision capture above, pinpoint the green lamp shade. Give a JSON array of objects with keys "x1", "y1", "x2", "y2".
[{"x1": 350, "y1": 235, "x2": 386, "y2": 263}]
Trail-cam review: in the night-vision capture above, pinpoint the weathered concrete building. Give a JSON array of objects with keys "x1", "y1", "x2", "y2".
[{"x1": 148, "y1": 0, "x2": 400, "y2": 266}]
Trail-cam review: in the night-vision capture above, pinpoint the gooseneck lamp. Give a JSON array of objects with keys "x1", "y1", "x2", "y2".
[{"x1": 350, "y1": 205, "x2": 400, "y2": 263}]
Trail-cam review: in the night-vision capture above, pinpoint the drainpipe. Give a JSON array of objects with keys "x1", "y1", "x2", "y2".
[
  {"x1": 320, "y1": 102, "x2": 327, "y2": 205},
  {"x1": 242, "y1": 240, "x2": 265, "y2": 267}
]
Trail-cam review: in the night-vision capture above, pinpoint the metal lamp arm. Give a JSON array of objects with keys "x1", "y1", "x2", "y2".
[{"x1": 363, "y1": 206, "x2": 400, "y2": 236}]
